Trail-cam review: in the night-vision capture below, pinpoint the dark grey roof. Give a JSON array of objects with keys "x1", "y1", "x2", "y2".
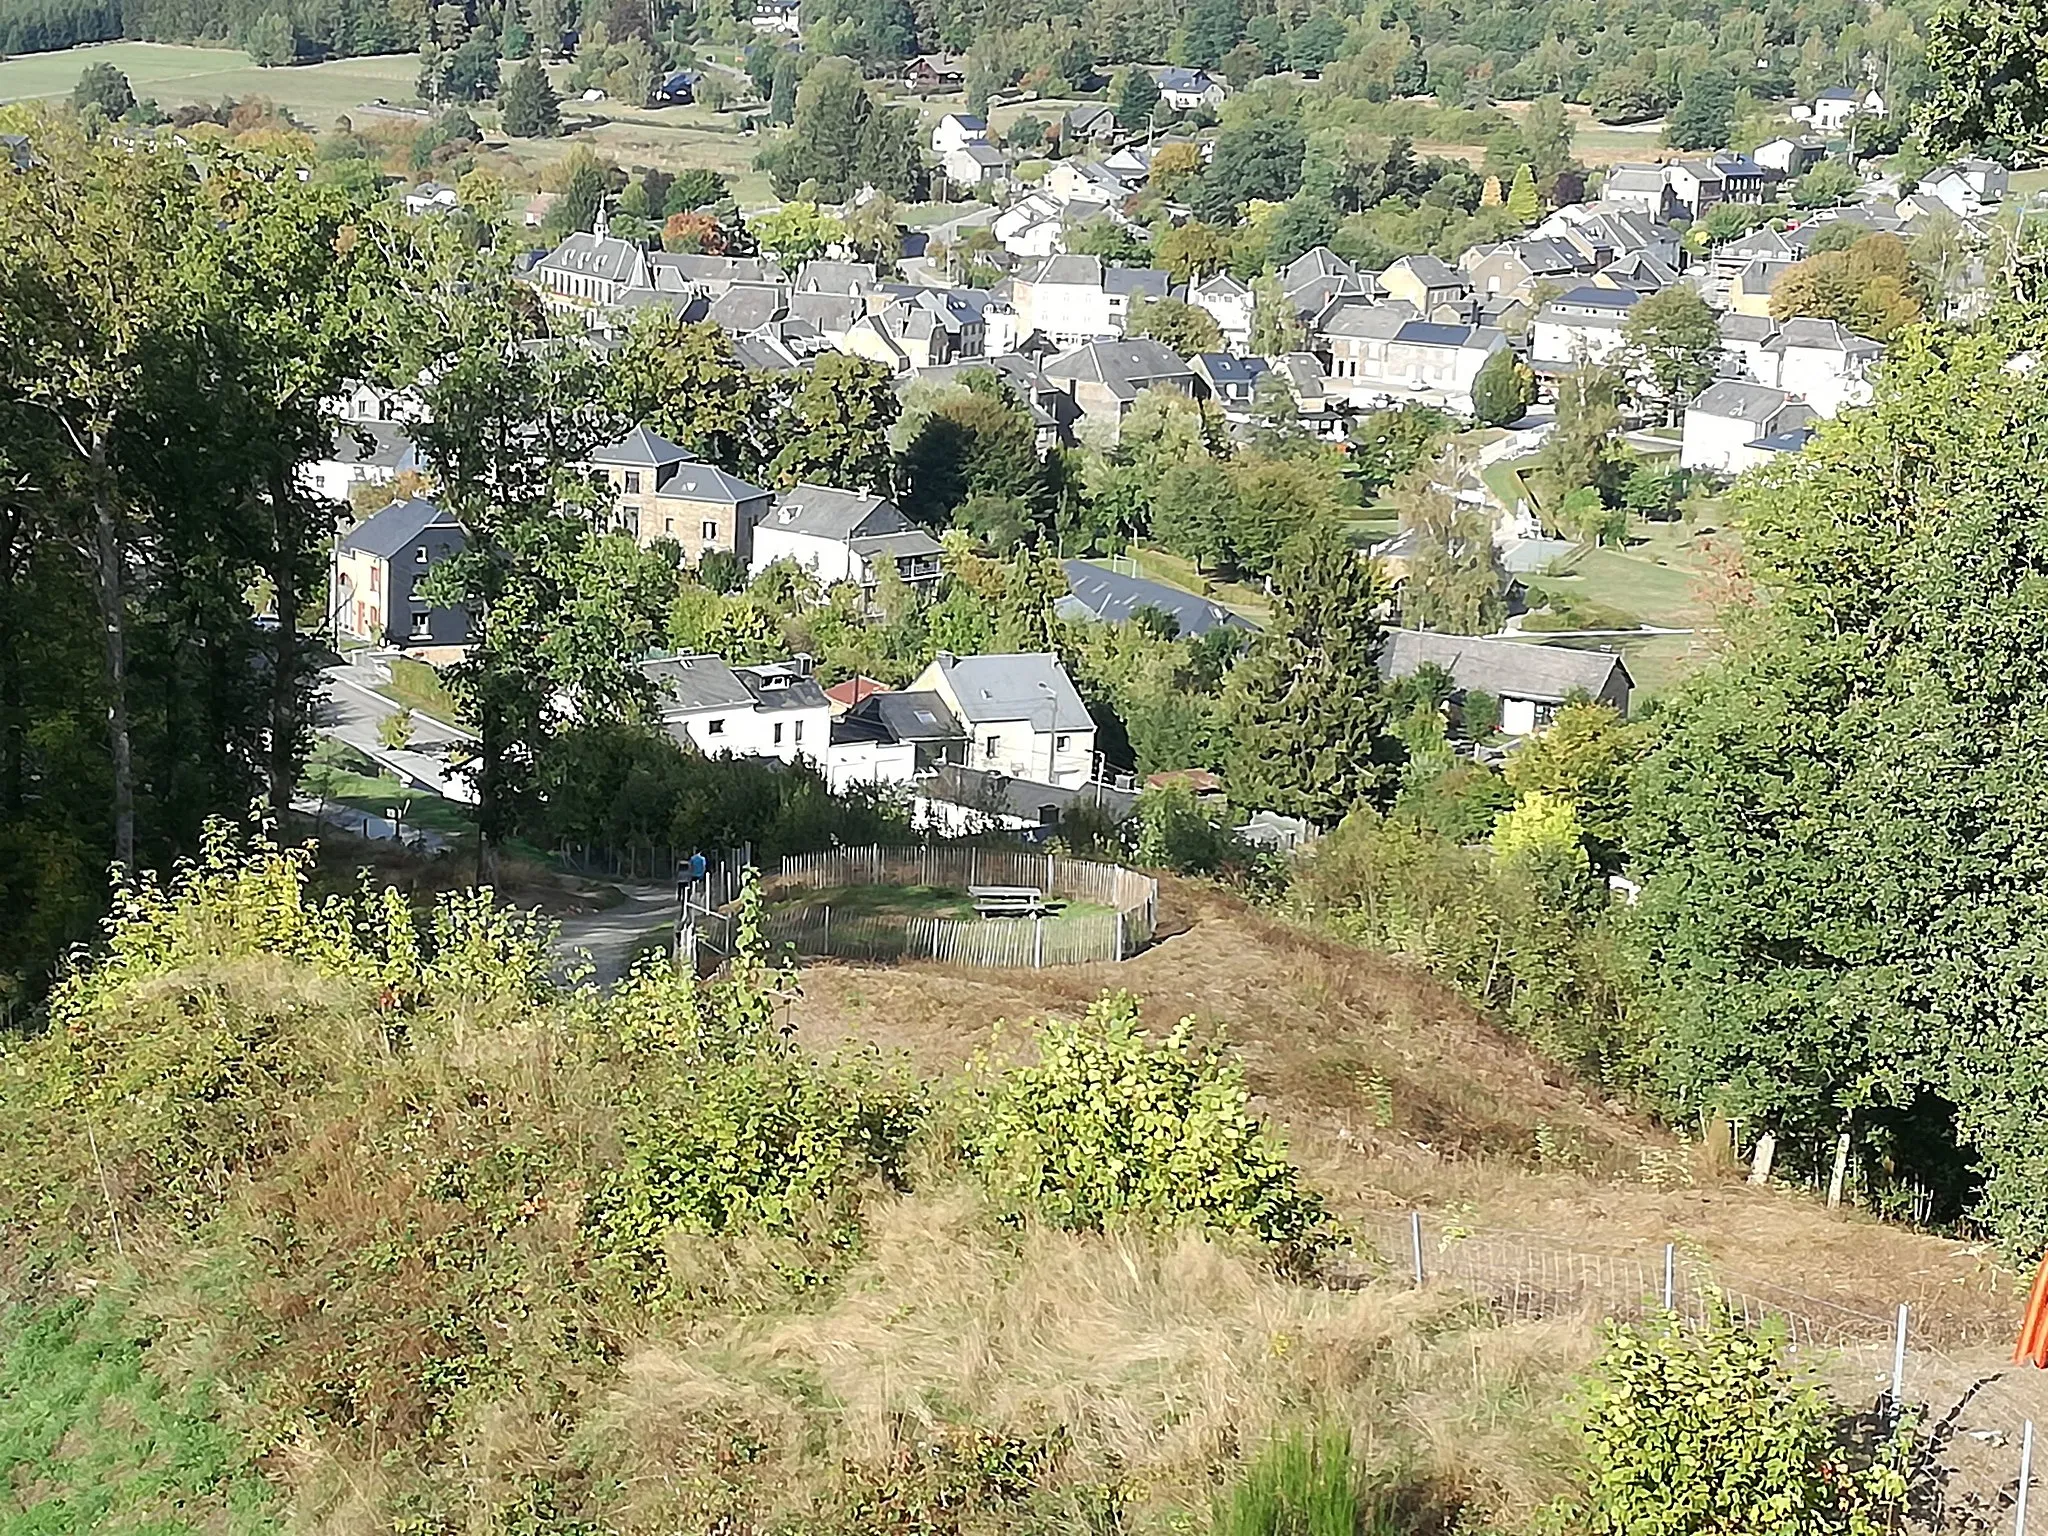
[
  {"x1": 850, "y1": 527, "x2": 945, "y2": 560},
  {"x1": 1389, "y1": 253, "x2": 1465, "y2": 288},
  {"x1": 1058, "y1": 559, "x2": 1253, "y2": 637},
  {"x1": 592, "y1": 425, "x2": 689, "y2": 468},
  {"x1": 709, "y1": 281, "x2": 790, "y2": 333},
  {"x1": 917, "y1": 762, "x2": 1137, "y2": 824},
  {"x1": 933, "y1": 652, "x2": 1093, "y2": 732},
  {"x1": 536, "y1": 231, "x2": 646, "y2": 283},
  {"x1": 1380, "y1": 629, "x2": 1632, "y2": 707},
  {"x1": 1718, "y1": 312, "x2": 1779, "y2": 344},
  {"x1": 338, "y1": 496, "x2": 459, "y2": 559},
  {"x1": 1394, "y1": 320, "x2": 1483, "y2": 347},
  {"x1": 1102, "y1": 266, "x2": 1170, "y2": 299},
  {"x1": 1190, "y1": 352, "x2": 1269, "y2": 388},
  {"x1": 1749, "y1": 426, "x2": 1816, "y2": 453},
  {"x1": 1689, "y1": 379, "x2": 1800, "y2": 424},
  {"x1": 1760, "y1": 317, "x2": 1881, "y2": 355},
  {"x1": 1043, "y1": 337, "x2": 1194, "y2": 396},
  {"x1": 1552, "y1": 285, "x2": 1640, "y2": 311},
  {"x1": 327, "y1": 420, "x2": 420, "y2": 473},
  {"x1": 735, "y1": 662, "x2": 830, "y2": 712},
  {"x1": 644, "y1": 654, "x2": 755, "y2": 713},
  {"x1": 841, "y1": 688, "x2": 963, "y2": 744}
]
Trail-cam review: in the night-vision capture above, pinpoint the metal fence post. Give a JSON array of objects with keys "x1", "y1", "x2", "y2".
[
  {"x1": 1890, "y1": 1303, "x2": 1909, "y2": 1414},
  {"x1": 2020, "y1": 1420, "x2": 2036, "y2": 1536},
  {"x1": 1663, "y1": 1243, "x2": 1676, "y2": 1311},
  {"x1": 1410, "y1": 1211, "x2": 1425, "y2": 1285},
  {"x1": 1033, "y1": 916, "x2": 1044, "y2": 968}
]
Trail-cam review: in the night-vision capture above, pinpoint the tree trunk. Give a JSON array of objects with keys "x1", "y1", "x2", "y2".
[
  {"x1": 0, "y1": 505, "x2": 24, "y2": 818},
  {"x1": 265, "y1": 458, "x2": 304, "y2": 826},
  {"x1": 90, "y1": 434, "x2": 135, "y2": 875}
]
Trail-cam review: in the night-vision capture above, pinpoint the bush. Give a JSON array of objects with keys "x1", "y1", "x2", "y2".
[
  {"x1": 1133, "y1": 783, "x2": 1241, "y2": 875},
  {"x1": 963, "y1": 992, "x2": 1333, "y2": 1261},
  {"x1": 1555, "y1": 1301, "x2": 1916, "y2": 1536}
]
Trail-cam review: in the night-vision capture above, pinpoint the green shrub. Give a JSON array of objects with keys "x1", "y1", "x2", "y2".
[
  {"x1": 1553, "y1": 1301, "x2": 1916, "y2": 1536},
  {"x1": 1214, "y1": 1426, "x2": 1367, "y2": 1536},
  {"x1": 962, "y1": 992, "x2": 1332, "y2": 1260},
  {"x1": 1134, "y1": 782, "x2": 1243, "y2": 874},
  {"x1": 386, "y1": 656, "x2": 460, "y2": 721}
]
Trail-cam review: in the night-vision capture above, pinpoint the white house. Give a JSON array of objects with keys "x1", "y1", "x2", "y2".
[
  {"x1": 1808, "y1": 85, "x2": 1886, "y2": 134},
  {"x1": 1681, "y1": 380, "x2": 1816, "y2": 475},
  {"x1": 1150, "y1": 66, "x2": 1227, "y2": 111},
  {"x1": 910, "y1": 651, "x2": 1096, "y2": 788},
  {"x1": 1314, "y1": 300, "x2": 1508, "y2": 415},
  {"x1": 1188, "y1": 271, "x2": 1253, "y2": 352},
  {"x1": 1529, "y1": 286, "x2": 1640, "y2": 376},
  {"x1": 1753, "y1": 135, "x2": 1828, "y2": 178},
  {"x1": 942, "y1": 141, "x2": 1009, "y2": 189},
  {"x1": 1917, "y1": 160, "x2": 2008, "y2": 218},
  {"x1": 1379, "y1": 629, "x2": 1632, "y2": 736},
  {"x1": 646, "y1": 655, "x2": 831, "y2": 764},
  {"x1": 993, "y1": 192, "x2": 1100, "y2": 258},
  {"x1": 304, "y1": 419, "x2": 420, "y2": 505},
  {"x1": 1009, "y1": 254, "x2": 1169, "y2": 348},
  {"x1": 1043, "y1": 159, "x2": 1134, "y2": 208},
  {"x1": 403, "y1": 181, "x2": 460, "y2": 216},
  {"x1": 930, "y1": 112, "x2": 988, "y2": 157},
  {"x1": 824, "y1": 688, "x2": 966, "y2": 792},
  {"x1": 750, "y1": 485, "x2": 945, "y2": 590},
  {"x1": 750, "y1": 0, "x2": 800, "y2": 32},
  {"x1": 1752, "y1": 317, "x2": 1882, "y2": 416}
]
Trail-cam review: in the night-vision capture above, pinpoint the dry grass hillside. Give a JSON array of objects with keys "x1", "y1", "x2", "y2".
[{"x1": 789, "y1": 879, "x2": 2019, "y2": 1345}]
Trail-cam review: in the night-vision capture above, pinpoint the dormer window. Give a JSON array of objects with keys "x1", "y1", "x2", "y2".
[{"x1": 415, "y1": 545, "x2": 429, "y2": 563}]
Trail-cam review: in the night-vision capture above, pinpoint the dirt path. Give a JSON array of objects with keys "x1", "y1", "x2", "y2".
[{"x1": 551, "y1": 882, "x2": 677, "y2": 983}]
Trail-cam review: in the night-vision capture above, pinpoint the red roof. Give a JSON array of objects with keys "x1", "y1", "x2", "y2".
[{"x1": 826, "y1": 675, "x2": 889, "y2": 709}]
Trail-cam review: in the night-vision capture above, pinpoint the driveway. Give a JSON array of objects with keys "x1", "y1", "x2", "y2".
[{"x1": 316, "y1": 658, "x2": 476, "y2": 804}]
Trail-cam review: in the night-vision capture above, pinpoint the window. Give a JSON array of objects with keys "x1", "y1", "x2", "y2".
[
  {"x1": 793, "y1": 719, "x2": 803, "y2": 743},
  {"x1": 664, "y1": 517, "x2": 675, "y2": 534},
  {"x1": 415, "y1": 544, "x2": 428, "y2": 563},
  {"x1": 984, "y1": 734, "x2": 999, "y2": 759},
  {"x1": 409, "y1": 574, "x2": 425, "y2": 597},
  {"x1": 624, "y1": 470, "x2": 641, "y2": 494},
  {"x1": 1055, "y1": 734, "x2": 1070, "y2": 751},
  {"x1": 369, "y1": 565, "x2": 380, "y2": 595},
  {"x1": 410, "y1": 610, "x2": 431, "y2": 638},
  {"x1": 707, "y1": 718, "x2": 726, "y2": 736},
  {"x1": 702, "y1": 520, "x2": 718, "y2": 543},
  {"x1": 773, "y1": 722, "x2": 784, "y2": 745}
]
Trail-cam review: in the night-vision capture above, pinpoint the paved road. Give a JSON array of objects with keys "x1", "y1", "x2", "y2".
[
  {"x1": 315, "y1": 659, "x2": 476, "y2": 804},
  {"x1": 551, "y1": 883, "x2": 680, "y2": 984}
]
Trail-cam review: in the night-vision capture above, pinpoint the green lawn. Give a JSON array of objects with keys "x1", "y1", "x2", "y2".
[
  {"x1": 0, "y1": 1295, "x2": 276, "y2": 1534},
  {"x1": 0, "y1": 42, "x2": 419, "y2": 124}
]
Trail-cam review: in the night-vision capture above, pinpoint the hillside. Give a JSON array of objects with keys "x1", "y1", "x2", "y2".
[{"x1": 0, "y1": 845, "x2": 2027, "y2": 1533}]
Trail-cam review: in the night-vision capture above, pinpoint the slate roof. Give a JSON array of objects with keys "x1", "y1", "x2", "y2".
[
  {"x1": 709, "y1": 281, "x2": 790, "y2": 333},
  {"x1": 1387, "y1": 253, "x2": 1466, "y2": 289},
  {"x1": 326, "y1": 420, "x2": 420, "y2": 473},
  {"x1": 536, "y1": 231, "x2": 645, "y2": 282},
  {"x1": 1043, "y1": 337, "x2": 1194, "y2": 398},
  {"x1": 645, "y1": 654, "x2": 754, "y2": 714},
  {"x1": 916, "y1": 762, "x2": 1138, "y2": 825},
  {"x1": 1379, "y1": 630, "x2": 1633, "y2": 708},
  {"x1": 838, "y1": 689, "x2": 963, "y2": 744},
  {"x1": 1761, "y1": 317, "x2": 1882, "y2": 355},
  {"x1": 1718, "y1": 312, "x2": 1780, "y2": 344},
  {"x1": 1151, "y1": 66, "x2": 1219, "y2": 92},
  {"x1": 1103, "y1": 266, "x2": 1171, "y2": 299},
  {"x1": 931, "y1": 652, "x2": 1093, "y2": 732},
  {"x1": 765, "y1": 485, "x2": 902, "y2": 540},
  {"x1": 1748, "y1": 426, "x2": 1816, "y2": 454},
  {"x1": 1550, "y1": 285, "x2": 1640, "y2": 313},
  {"x1": 1689, "y1": 379, "x2": 1800, "y2": 423},
  {"x1": 592, "y1": 425, "x2": 689, "y2": 468},
  {"x1": 1189, "y1": 352, "x2": 1269, "y2": 390},
  {"x1": 1058, "y1": 559, "x2": 1253, "y2": 637},
  {"x1": 735, "y1": 662, "x2": 830, "y2": 713},
  {"x1": 338, "y1": 496, "x2": 459, "y2": 559},
  {"x1": 795, "y1": 259, "x2": 879, "y2": 293}
]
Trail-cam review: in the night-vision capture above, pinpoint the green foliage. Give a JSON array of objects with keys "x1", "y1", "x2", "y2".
[
  {"x1": 1203, "y1": 92, "x2": 1308, "y2": 212},
  {"x1": 1298, "y1": 808, "x2": 1643, "y2": 1084},
  {"x1": 1926, "y1": 0, "x2": 2048, "y2": 160},
  {"x1": 1470, "y1": 346, "x2": 1536, "y2": 428},
  {"x1": 1394, "y1": 459, "x2": 1509, "y2": 637},
  {"x1": 1664, "y1": 66, "x2": 1734, "y2": 151},
  {"x1": 1505, "y1": 162, "x2": 1540, "y2": 223},
  {"x1": 963, "y1": 991, "x2": 1333, "y2": 1259},
  {"x1": 1504, "y1": 701, "x2": 1637, "y2": 870},
  {"x1": 1226, "y1": 521, "x2": 1404, "y2": 823},
  {"x1": 1622, "y1": 286, "x2": 1721, "y2": 419},
  {"x1": 376, "y1": 707, "x2": 416, "y2": 751},
  {"x1": 1114, "y1": 66, "x2": 1162, "y2": 130},
  {"x1": 1769, "y1": 234, "x2": 1925, "y2": 341},
  {"x1": 1556, "y1": 1303, "x2": 1915, "y2": 1536},
  {"x1": 1214, "y1": 1426, "x2": 1378, "y2": 1536},
  {"x1": 0, "y1": 1295, "x2": 275, "y2": 1533},
  {"x1": 1133, "y1": 782, "x2": 1247, "y2": 874},
  {"x1": 71, "y1": 61, "x2": 135, "y2": 116},
  {"x1": 499, "y1": 54, "x2": 562, "y2": 138},
  {"x1": 1126, "y1": 294, "x2": 1224, "y2": 355},
  {"x1": 583, "y1": 952, "x2": 923, "y2": 1296},
  {"x1": 1627, "y1": 312, "x2": 2048, "y2": 1246}
]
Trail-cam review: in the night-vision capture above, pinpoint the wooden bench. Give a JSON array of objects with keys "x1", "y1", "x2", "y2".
[{"x1": 969, "y1": 884, "x2": 1047, "y2": 918}]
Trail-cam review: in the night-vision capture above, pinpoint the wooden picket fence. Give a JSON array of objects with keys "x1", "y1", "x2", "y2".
[{"x1": 721, "y1": 844, "x2": 1159, "y2": 971}]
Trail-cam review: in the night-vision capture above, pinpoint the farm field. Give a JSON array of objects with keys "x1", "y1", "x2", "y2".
[{"x1": 0, "y1": 41, "x2": 417, "y2": 124}]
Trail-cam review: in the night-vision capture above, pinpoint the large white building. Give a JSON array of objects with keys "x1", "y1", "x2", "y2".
[
  {"x1": 1009, "y1": 254, "x2": 1170, "y2": 349},
  {"x1": 645, "y1": 655, "x2": 831, "y2": 765},
  {"x1": 909, "y1": 651, "x2": 1096, "y2": 789},
  {"x1": 750, "y1": 485, "x2": 945, "y2": 591}
]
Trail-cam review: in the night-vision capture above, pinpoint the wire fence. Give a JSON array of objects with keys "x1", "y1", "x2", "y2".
[{"x1": 1359, "y1": 1210, "x2": 2042, "y2": 1530}]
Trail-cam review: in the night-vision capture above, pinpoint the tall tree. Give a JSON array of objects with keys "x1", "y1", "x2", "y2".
[
  {"x1": 1225, "y1": 522, "x2": 1403, "y2": 821},
  {"x1": 0, "y1": 120, "x2": 199, "y2": 874},
  {"x1": 767, "y1": 353, "x2": 899, "y2": 490},
  {"x1": 1114, "y1": 67, "x2": 1162, "y2": 130},
  {"x1": 1621, "y1": 285, "x2": 1721, "y2": 421},
  {"x1": 1925, "y1": 0, "x2": 2048, "y2": 160},
  {"x1": 1630, "y1": 304, "x2": 2048, "y2": 1244},
  {"x1": 500, "y1": 54, "x2": 562, "y2": 136},
  {"x1": 1665, "y1": 66, "x2": 1734, "y2": 151},
  {"x1": 1392, "y1": 457, "x2": 1507, "y2": 636},
  {"x1": 1506, "y1": 163, "x2": 1540, "y2": 223}
]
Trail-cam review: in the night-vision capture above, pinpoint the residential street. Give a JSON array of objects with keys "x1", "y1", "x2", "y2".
[{"x1": 315, "y1": 657, "x2": 477, "y2": 804}]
